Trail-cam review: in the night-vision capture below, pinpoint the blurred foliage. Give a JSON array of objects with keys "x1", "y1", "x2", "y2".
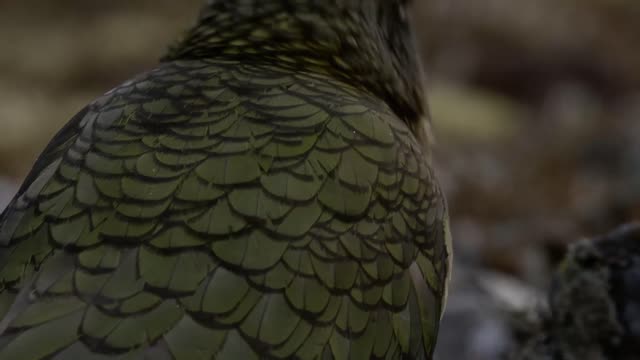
[
  {"x1": 0, "y1": 1, "x2": 638, "y2": 358},
  {"x1": 417, "y1": 0, "x2": 640, "y2": 276},
  {"x1": 0, "y1": 0, "x2": 198, "y2": 175}
]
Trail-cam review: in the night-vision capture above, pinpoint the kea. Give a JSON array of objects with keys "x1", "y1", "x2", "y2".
[{"x1": 0, "y1": 0, "x2": 452, "y2": 358}]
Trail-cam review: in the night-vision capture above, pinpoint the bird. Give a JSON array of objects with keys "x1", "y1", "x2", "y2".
[{"x1": 0, "y1": 0, "x2": 452, "y2": 359}]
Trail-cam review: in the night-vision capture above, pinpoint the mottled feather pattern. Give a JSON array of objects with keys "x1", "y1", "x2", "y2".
[{"x1": 0, "y1": 58, "x2": 449, "y2": 359}]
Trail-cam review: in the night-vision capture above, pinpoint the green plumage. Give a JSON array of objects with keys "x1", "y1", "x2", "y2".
[{"x1": 0, "y1": 0, "x2": 451, "y2": 359}]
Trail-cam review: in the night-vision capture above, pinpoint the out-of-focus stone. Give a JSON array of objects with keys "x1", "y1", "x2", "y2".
[
  {"x1": 436, "y1": 262, "x2": 544, "y2": 360},
  {"x1": 513, "y1": 224, "x2": 640, "y2": 360},
  {"x1": 0, "y1": 178, "x2": 17, "y2": 213}
]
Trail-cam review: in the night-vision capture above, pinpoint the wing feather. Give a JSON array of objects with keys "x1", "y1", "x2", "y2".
[{"x1": 0, "y1": 60, "x2": 450, "y2": 359}]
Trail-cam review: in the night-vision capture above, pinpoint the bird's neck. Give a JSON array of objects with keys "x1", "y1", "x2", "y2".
[{"x1": 163, "y1": 0, "x2": 426, "y2": 125}]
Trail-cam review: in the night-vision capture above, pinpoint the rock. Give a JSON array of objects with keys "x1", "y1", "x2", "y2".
[
  {"x1": 513, "y1": 223, "x2": 640, "y2": 360},
  {"x1": 0, "y1": 178, "x2": 17, "y2": 212},
  {"x1": 436, "y1": 261, "x2": 544, "y2": 360}
]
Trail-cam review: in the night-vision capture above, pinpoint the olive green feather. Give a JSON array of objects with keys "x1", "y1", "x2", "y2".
[{"x1": 0, "y1": 0, "x2": 451, "y2": 359}]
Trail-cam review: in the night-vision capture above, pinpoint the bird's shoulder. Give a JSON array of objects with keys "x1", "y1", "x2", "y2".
[{"x1": 0, "y1": 59, "x2": 449, "y2": 359}]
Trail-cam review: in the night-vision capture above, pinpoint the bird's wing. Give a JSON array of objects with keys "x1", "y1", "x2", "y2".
[{"x1": 0, "y1": 60, "x2": 450, "y2": 360}]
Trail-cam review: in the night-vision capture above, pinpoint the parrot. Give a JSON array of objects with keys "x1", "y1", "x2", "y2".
[{"x1": 0, "y1": 0, "x2": 452, "y2": 359}]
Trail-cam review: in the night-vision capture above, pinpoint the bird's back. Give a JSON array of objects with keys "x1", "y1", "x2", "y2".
[{"x1": 0, "y1": 57, "x2": 450, "y2": 359}]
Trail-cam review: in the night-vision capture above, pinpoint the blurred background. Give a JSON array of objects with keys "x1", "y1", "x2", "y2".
[{"x1": 0, "y1": 1, "x2": 638, "y2": 358}]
